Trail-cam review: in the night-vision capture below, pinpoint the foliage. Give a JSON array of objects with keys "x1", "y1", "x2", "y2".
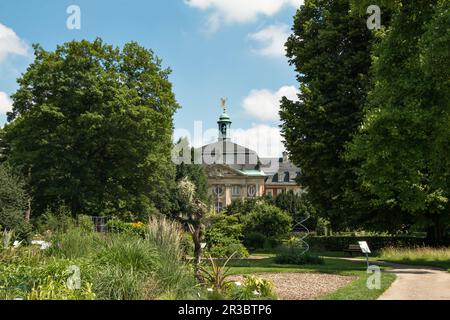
[
  {"x1": 1, "y1": 216, "x2": 196, "y2": 300},
  {"x1": 107, "y1": 218, "x2": 146, "y2": 237},
  {"x1": 280, "y1": 0, "x2": 383, "y2": 231},
  {"x1": 274, "y1": 246, "x2": 324, "y2": 265},
  {"x1": 243, "y1": 232, "x2": 267, "y2": 250},
  {"x1": 347, "y1": 0, "x2": 450, "y2": 244},
  {"x1": 93, "y1": 264, "x2": 149, "y2": 300},
  {"x1": 48, "y1": 227, "x2": 102, "y2": 259},
  {"x1": 226, "y1": 198, "x2": 259, "y2": 216},
  {"x1": 27, "y1": 278, "x2": 96, "y2": 300},
  {"x1": 199, "y1": 253, "x2": 236, "y2": 295},
  {"x1": 380, "y1": 246, "x2": 450, "y2": 271},
  {"x1": 97, "y1": 234, "x2": 159, "y2": 272},
  {"x1": 309, "y1": 236, "x2": 428, "y2": 252},
  {"x1": 35, "y1": 205, "x2": 75, "y2": 234},
  {"x1": 145, "y1": 216, "x2": 197, "y2": 299},
  {"x1": 0, "y1": 163, "x2": 30, "y2": 239},
  {"x1": 205, "y1": 214, "x2": 248, "y2": 258},
  {"x1": 177, "y1": 178, "x2": 210, "y2": 280},
  {"x1": 230, "y1": 275, "x2": 277, "y2": 300},
  {"x1": 3, "y1": 38, "x2": 178, "y2": 219},
  {"x1": 242, "y1": 204, "x2": 292, "y2": 246}
]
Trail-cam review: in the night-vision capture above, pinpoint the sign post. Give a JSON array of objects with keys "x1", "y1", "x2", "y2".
[{"x1": 358, "y1": 241, "x2": 371, "y2": 268}]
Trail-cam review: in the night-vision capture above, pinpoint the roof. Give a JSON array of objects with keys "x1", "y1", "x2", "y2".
[
  {"x1": 198, "y1": 141, "x2": 261, "y2": 171},
  {"x1": 260, "y1": 157, "x2": 301, "y2": 185}
]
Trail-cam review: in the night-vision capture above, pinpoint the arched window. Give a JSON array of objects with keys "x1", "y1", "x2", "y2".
[{"x1": 247, "y1": 185, "x2": 257, "y2": 197}]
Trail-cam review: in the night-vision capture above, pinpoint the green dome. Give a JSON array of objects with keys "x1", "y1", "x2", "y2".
[{"x1": 218, "y1": 112, "x2": 231, "y2": 122}]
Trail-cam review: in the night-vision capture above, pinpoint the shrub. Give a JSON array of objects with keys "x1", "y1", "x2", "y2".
[
  {"x1": 93, "y1": 264, "x2": 148, "y2": 300},
  {"x1": 35, "y1": 206, "x2": 75, "y2": 234},
  {"x1": 28, "y1": 278, "x2": 96, "y2": 300},
  {"x1": 146, "y1": 217, "x2": 196, "y2": 299},
  {"x1": 77, "y1": 215, "x2": 95, "y2": 232},
  {"x1": 243, "y1": 231, "x2": 267, "y2": 249},
  {"x1": 48, "y1": 227, "x2": 102, "y2": 259},
  {"x1": 0, "y1": 163, "x2": 30, "y2": 239},
  {"x1": 242, "y1": 204, "x2": 292, "y2": 247},
  {"x1": 206, "y1": 214, "x2": 248, "y2": 258},
  {"x1": 274, "y1": 246, "x2": 324, "y2": 265},
  {"x1": 97, "y1": 234, "x2": 159, "y2": 272},
  {"x1": 230, "y1": 275, "x2": 277, "y2": 300},
  {"x1": 308, "y1": 236, "x2": 427, "y2": 252},
  {"x1": 207, "y1": 241, "x2": 249, "y2": 258},
  {"x1": 107, "y1": 218, "x2": 146, "y2": 237}
]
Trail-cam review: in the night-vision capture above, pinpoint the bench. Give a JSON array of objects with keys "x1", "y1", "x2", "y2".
[{"x1": 343, "y1": 244, "x2": 363, "y2": 256}]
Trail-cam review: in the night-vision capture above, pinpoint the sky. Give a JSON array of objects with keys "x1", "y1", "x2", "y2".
[{"x1": 0, "y1": 0, "x2": 304, "y2": 157}]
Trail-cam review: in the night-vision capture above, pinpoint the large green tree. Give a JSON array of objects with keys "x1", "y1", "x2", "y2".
[
  {"x1": 3, "y1": 39, "x2": 178, "y2": 220},
  {"x1": 348, "y1": 0, "x2": 450, "y2": 244},
  {"x1": 280, "y1": 0, "x2": 379, "y2": 230}
]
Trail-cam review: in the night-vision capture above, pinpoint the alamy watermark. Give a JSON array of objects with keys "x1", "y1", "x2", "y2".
[
  {"x1": 66, "y1": 5, "x2": 81, "y2": 30},
  {"x1": 367, "y1": 5, "x2": 382, "y2": 30}
]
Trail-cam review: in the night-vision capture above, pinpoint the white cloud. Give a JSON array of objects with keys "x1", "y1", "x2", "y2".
[
  {"x1": 231, "y1": 124, "x2": 284, "y2": 157},
  {"x1": 0, "y1": 92, "x2": 13, "y2": 113},
  {"x1": 185, "y1": 0, "x2": 304, "y2": 29},
  {"x1": 243, "y1": 85, "x2": 299, "y2": 121},
  {"x1": 0, "y1": 23, "x2": 28, "y2": 63},
  {"x1": 249, "y1": 24, "x2": 290, "y2": 57}
]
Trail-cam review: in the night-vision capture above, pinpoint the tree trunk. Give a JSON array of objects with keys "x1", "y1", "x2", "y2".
[
  {"x1": 426, "y1": 216, "x2": 447, "y2": 247},
  {"x1": 24, "y1": 167, "x2": 32, "y2": 223},
  {"x1": 191, "y1": 226, "x2": 204, "y2": 282}
]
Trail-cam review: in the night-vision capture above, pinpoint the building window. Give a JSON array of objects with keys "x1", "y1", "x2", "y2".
[
  {"x1": 266, "y1": 189, "x2": 273, "y2": 197},
  {"x1": 213, "y1": 185, "x2": 224, "y2": 197},
  {"x1": 215, "y1": 202, "x2": 223, "y2": 212},
  {"x1": 232, "y1": 185, "x2": 241, "y2": 197},
  {"x1": 247, "y1": 185, "x2": 257, "y2": 198}
]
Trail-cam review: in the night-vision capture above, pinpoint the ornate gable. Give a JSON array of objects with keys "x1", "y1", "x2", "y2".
[{"x1": 204, "y1": 164, "x2": 243, "y2": 178}]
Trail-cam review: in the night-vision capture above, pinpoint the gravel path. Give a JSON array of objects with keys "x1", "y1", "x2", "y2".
[{"x1": 231, "y1": 273, "x2": 356, "y2": 300}]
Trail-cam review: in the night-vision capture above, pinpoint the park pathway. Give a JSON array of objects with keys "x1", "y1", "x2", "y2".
[
  {"x1": 377, "y1": 262, "x2": 450, "y2": 300},
  {"x1": 340, "y1": 258, "x2": 450, "y2": 300}
]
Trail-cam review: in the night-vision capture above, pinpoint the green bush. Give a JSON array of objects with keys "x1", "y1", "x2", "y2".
[
  {"x1": 242, "y1": 204, "x2": 292, "y2": 248},
  {"x1": 230, "y1": 275, "x2": 277, "y2": 300},
  {"x1": 206, "y1": 214, "x2": 248, "y2": 258},
  {"x1": 0, "y1": 164, "x2": 31, "y2": 239},
  {"x1": 243, "y1": 231, "x2": 267, "y2": 249},
  {"x1": 28, "y1": 278, "x2": 96, "y2": 300},
  {"x1": 274, "y1": 246, "x2": 324, "y2": 265},
  {"x1": 35, "y1": 206, "x2": 76, "y2": 234},
  {"x1": 309, "y1": 236, "x2": 427, "y2": 252},
  {"x1": 97, "y1": 234, "x2": 159, "y2": 272},
  {"x1": 146, "y1": 217, "x2": 196, "y2": 299},
  {"x1": 48, "y1": 227, "x2": 102, "y2": 259},
  {"x1": 106, "y1": 218, "x2": 145, "y2": 237},
  {"x1": 93, "y1": 264, "x2": 149, "y2": 300},
  {"x1": 207, "y1": 241, "x2": 249, "y2": 258}
]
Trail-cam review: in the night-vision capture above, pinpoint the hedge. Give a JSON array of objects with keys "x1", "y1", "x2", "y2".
[{"x1": 308, "y1": 236, "x2": 428, "y2": 252}]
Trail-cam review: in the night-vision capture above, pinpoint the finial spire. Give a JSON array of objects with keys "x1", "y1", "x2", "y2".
[{"x1": 220, "y1": 97, "x2": 228, "y2": 112}]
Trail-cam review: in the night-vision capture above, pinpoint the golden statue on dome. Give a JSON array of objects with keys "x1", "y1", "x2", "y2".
[{"x1": 220, "y1": 97, "x2": 228, "y2": 112}]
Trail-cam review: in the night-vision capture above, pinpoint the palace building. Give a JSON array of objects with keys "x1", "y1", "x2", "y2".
[{"x1": 199, "y1": 101, "x2": 303, "y2": 211}]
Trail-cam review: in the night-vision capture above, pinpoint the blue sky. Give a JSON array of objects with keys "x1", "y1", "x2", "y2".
[{"x1": 0, "y1": 0, "x2": 303, "y2": 156}]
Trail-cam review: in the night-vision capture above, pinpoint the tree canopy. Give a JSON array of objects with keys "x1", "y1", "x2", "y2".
[
  {"x1": 280, "y1": 0, "x2": 376, "y2": 230},
  {"x1": 3, "y1": 39, "x2": 178, "y2": 220},
  {"x1": 347, "y1": 0, "x2": 450, "y2": 244}
]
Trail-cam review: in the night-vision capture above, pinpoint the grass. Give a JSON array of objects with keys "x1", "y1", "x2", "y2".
[
  {"x1": 227, "y1": 256, "x2": 396, "y2": 300},
  {"x1": 378, "y1": 247, "x2": 450, "y2": 272}
]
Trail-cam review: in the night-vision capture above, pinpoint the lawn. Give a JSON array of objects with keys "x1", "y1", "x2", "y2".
[
  {"x1": 228, "y1": 256, "x2": 396, "y2": 300},
  {"x1": 378, "y1": 247, "x2": 450, "y2": 272}
]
